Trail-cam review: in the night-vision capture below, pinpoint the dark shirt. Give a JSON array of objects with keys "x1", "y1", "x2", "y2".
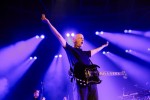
[{"x1": 64, "y1": 43, "x2": 91, "y2": 71}]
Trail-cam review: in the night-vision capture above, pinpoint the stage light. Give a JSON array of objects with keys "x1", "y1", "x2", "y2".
[
  {"x1": 71, "y1": 33, "x2": 75, "y2": 37},
  {"x1": 35, "y1": 35, "x2": 40, "y2": 39},
  {"x1": 106, "y1": 52, "x2": 110, "y2": 54},
  {"x1": 124, "y1": 30, "x2": 128, "y2": 33},
  {"x1": 34, "y1": 56, "x2": 37, "y2": 59},
  {"x1": 124, "y1": 29, "x2": 132, "y2": 33},
  {"x1": 102, "y1": 51, "x2": 106, "y2": 54},
  {"x1": 29, "y1": 57, "x2": 33, "y2": 60},
  {"x1": 95, "y1": 31, "x2": 99, "y2": 35},
  {"x1": 148, "y1": 48, "x2": 150, "y2": 51},
  {"x1": 55, "y1": 55, "x2": 58, "y2": 58},
  {"x1": 125, "y1": 50, "x2": 128, "y2": 52},
  {"x1": 100, "y1": 31, "x2": 104, "y2": 35},
  {"x1": 59, "y1": 54, "x2": 62, "y2": 57},
  {"x1": 66, "y1": 33, "x2": 70, "y2": 37},
  {"x1": 128, "y1": 30, "x2": 132, "y2": 33},
  {"x1": 40, "y1": 35, "x2": 45, "y2": 39},
  {"x1": 129, "y1": 49, "x2": 132, "y2": 52}
]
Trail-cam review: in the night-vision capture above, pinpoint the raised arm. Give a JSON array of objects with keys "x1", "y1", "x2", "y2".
[
  {"x1": 41, "y1": 14, "x2": 66, "y2": 47},
  {"x1": 91, "y1": 42, "x2": 109, "y2": 56}
]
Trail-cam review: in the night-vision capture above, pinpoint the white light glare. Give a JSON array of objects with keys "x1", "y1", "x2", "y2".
[
  {"x1": 55, "y1": 55, "x2": 58, "y2": 58},
  {"x1": 59, "y1": 54, "x2": 62, "y2": 57},
  {"x1": 95, "y1": 31, "x2": 99, "y2": 35},
  {"x1": 34, "y1": 56, "x2": 37, "y2": 59},
  {"x1": 71, "y1": 33, "x2": 75, "y2": 37},
  {"x1": 100, "y1": 31, "x2": 104, "y2": 34},
  {"x1": 124, "y1": 29, "x2": 132, "y2": 33},
  {"x1": 66, "y1": 33, "x2": 70, "y2": 37},
  {"x1": 106, "y1": 52, "x2": 110, "y2": 54},
  {"x1": 40, "y1": 35, "x2": 45, "y2": 39},
  {"x1": 125, "y1": 50, "x2": 128, "y2": 52},
  {"x1": 128, "y1": 30, "x2": 132, "y2": 33},
  {"x1": 125, "y1": 49, "x2": 132, "y2": 53},
  {"x1": 35, "y1": 35, "x2": 40, "y2": 39},
  {"x1": 30, "y1": 57, "x2": 33, "y2": 60},
  {"x1": 102, "y1": 51, "x2": 106, "y2": 54}
]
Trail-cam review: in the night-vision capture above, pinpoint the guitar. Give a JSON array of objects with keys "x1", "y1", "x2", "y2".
[{"x1": 74, "y1": 64, "x2": 127, "y2": 86}]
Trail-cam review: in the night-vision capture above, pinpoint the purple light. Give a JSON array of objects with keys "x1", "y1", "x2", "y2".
[
  {"x1": 34, "y1": 56, "x2": 37, "y2": 59},
  {"x1": 59, "y1": 54, "x2": 62, "y2": 57},
  {"x1": 55, "y1": 55, "x2": 58, "y2": 58},
  {"x1": 0, "y1": 77, "x2": 8, "y2": 99},
  {"x1": 66, "y1": 33, "x2": 70, "y2": 37},
  {"x1": 124, "y1": 29, "x2": 132, "y2": 33},
  {"x1": 102, "y1": 51, "x2": 106, "y2": 54},
  {"x1": 106, "y1": 51, "x2": 110, "y2": 54},
  {"x1": 35, "y1": 35, "x2": 40, "y2": 39},
  {"x1": 124, "y1": 30, "x2": 128, "y2": 33},
  {"x1": 71, "y1": 33, "x2": 75, "y2": 37},
  {"x1": 95, "y1": 31, "x2": 99, "y2": 35},
  {"x1": 40, "y1": 35, "x2": 45, "y2": 39},
  {"x1": 29, "y1": 57, "x2": 33, "y2": 60},
  {"x1": 100, "y1": 31, "x2": 104, "y2": 35},
  {"x1": 125, "y1": 50, "x2": 128, "y2": 52},
  {"x1": 129, "y1": 49, "x2": 132, "y2": 52},
  {"x1": 128, "y1": 29, "x2": 132, "y2": 33}
]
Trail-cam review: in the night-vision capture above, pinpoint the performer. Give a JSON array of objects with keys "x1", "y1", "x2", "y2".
[
  {"x1": 33, "y1": 89, "x2": 46, "y2": 100},
  {"x1": 33, "y1": 90, "x2": 40, "y2": 100},
  {"x1": 41, "y1": 14, "x2": 109, "y2": 100}
]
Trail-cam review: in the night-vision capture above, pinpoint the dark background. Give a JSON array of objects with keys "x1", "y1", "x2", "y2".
[{"x1": 1, "y1": 0, "x2": 150, "y2": 100}]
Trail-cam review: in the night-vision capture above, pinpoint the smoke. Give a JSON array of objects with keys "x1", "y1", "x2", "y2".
[{"x1": 0, "y1": 77, "x2": 9, "y2": 99}]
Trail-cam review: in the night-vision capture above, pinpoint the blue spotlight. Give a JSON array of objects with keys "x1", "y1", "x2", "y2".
[
  {"x1": 100, "y1": 31, "x2": 104, "y2": 35},
  {"x1": 59, "y1": 54, "x2": 62, "y2": 57},
  {"x1": 29, "y1": 57, "x2": 33, "y2": 60},
  {"x1": 40, "y1": 35, "x2": 45, "y2": 39},
  {"x1": 71, "y1": 33, "x2": 75, "y2": 37},
  {"x1": 102, "y1": 51, "x2": 106, "y2": 54},
  {"x1": 128, "y1": 29, "x2": 132, "y2": 33},
  {"x1": 106, "y1": 51, "x2": 110, "y2": 54},
  {"x1": 124, "y1": 30, "x2": 128, "y2": 33},
  {"x1": 66, "y1": 33, "x2": 70, "y2": 37},
  {"x1": 55, "y1": 55, "x2": 58, "y2": 58},
  {"x1": 34, "y1": 56, "x2": 37, "y2": 59},
  {"x1": 129, "y1": 49, "x2": 132, "y2": 52},
  {"x1": 35, "y1": 35, "x2": 40, "y2": 39},
  {"x1": 95, "y1": 31, "x2": 99, "y2": 35},
  {"x1": 125, "y1": 50, "x2": 129, "y2": 52}
]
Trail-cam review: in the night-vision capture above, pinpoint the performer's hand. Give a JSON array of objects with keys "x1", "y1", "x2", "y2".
[
  {"x1": 41, "y1": 14, "x2": 49, "y2": 23},
  {"x1": 103, "y1": 41, "x2": 109, "y2": 47}
]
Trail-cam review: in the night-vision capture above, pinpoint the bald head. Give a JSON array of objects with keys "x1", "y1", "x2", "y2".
[{"x1": 73, "y1": 34, "x2": 84, "y2": 48}]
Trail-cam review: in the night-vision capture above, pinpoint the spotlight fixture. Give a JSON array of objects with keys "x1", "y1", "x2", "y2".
[
  {"x1": 125, "y1": 50, "x2": 128, "y2": 52},
  {"x1": 55, "y1": 55, "x2": 58, "y2": 58},
  {"x1": 29, "y1": 57, "x2": 33, "y2": 60},
  {"x1": 59, "y1": 54, "x2": 62, "y2": 57},
  {"x1": 35, "y1": 35, "x2": 40, "y2": 39},
  {"x1": 95, "y1": 31, "x2": 99, "y2": 35},
  {"x1": 40, "y1": 35, "x2": 45, "y2": 39},
  {"x1": 34, "y1": 56, "x2": 37, "y2": 59},
  {"x1": 102, "y1": 51, "x2": 106, "y2": 54},
  {"x1": 100, "y1": 31, "x2": 104, "y2": 35},
  {"x1": 66, "y1": 33, "x2": 70, "y2": 37},
  {"x1": 71, "y1": 33, "x2": 75, "y2": 37}
]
